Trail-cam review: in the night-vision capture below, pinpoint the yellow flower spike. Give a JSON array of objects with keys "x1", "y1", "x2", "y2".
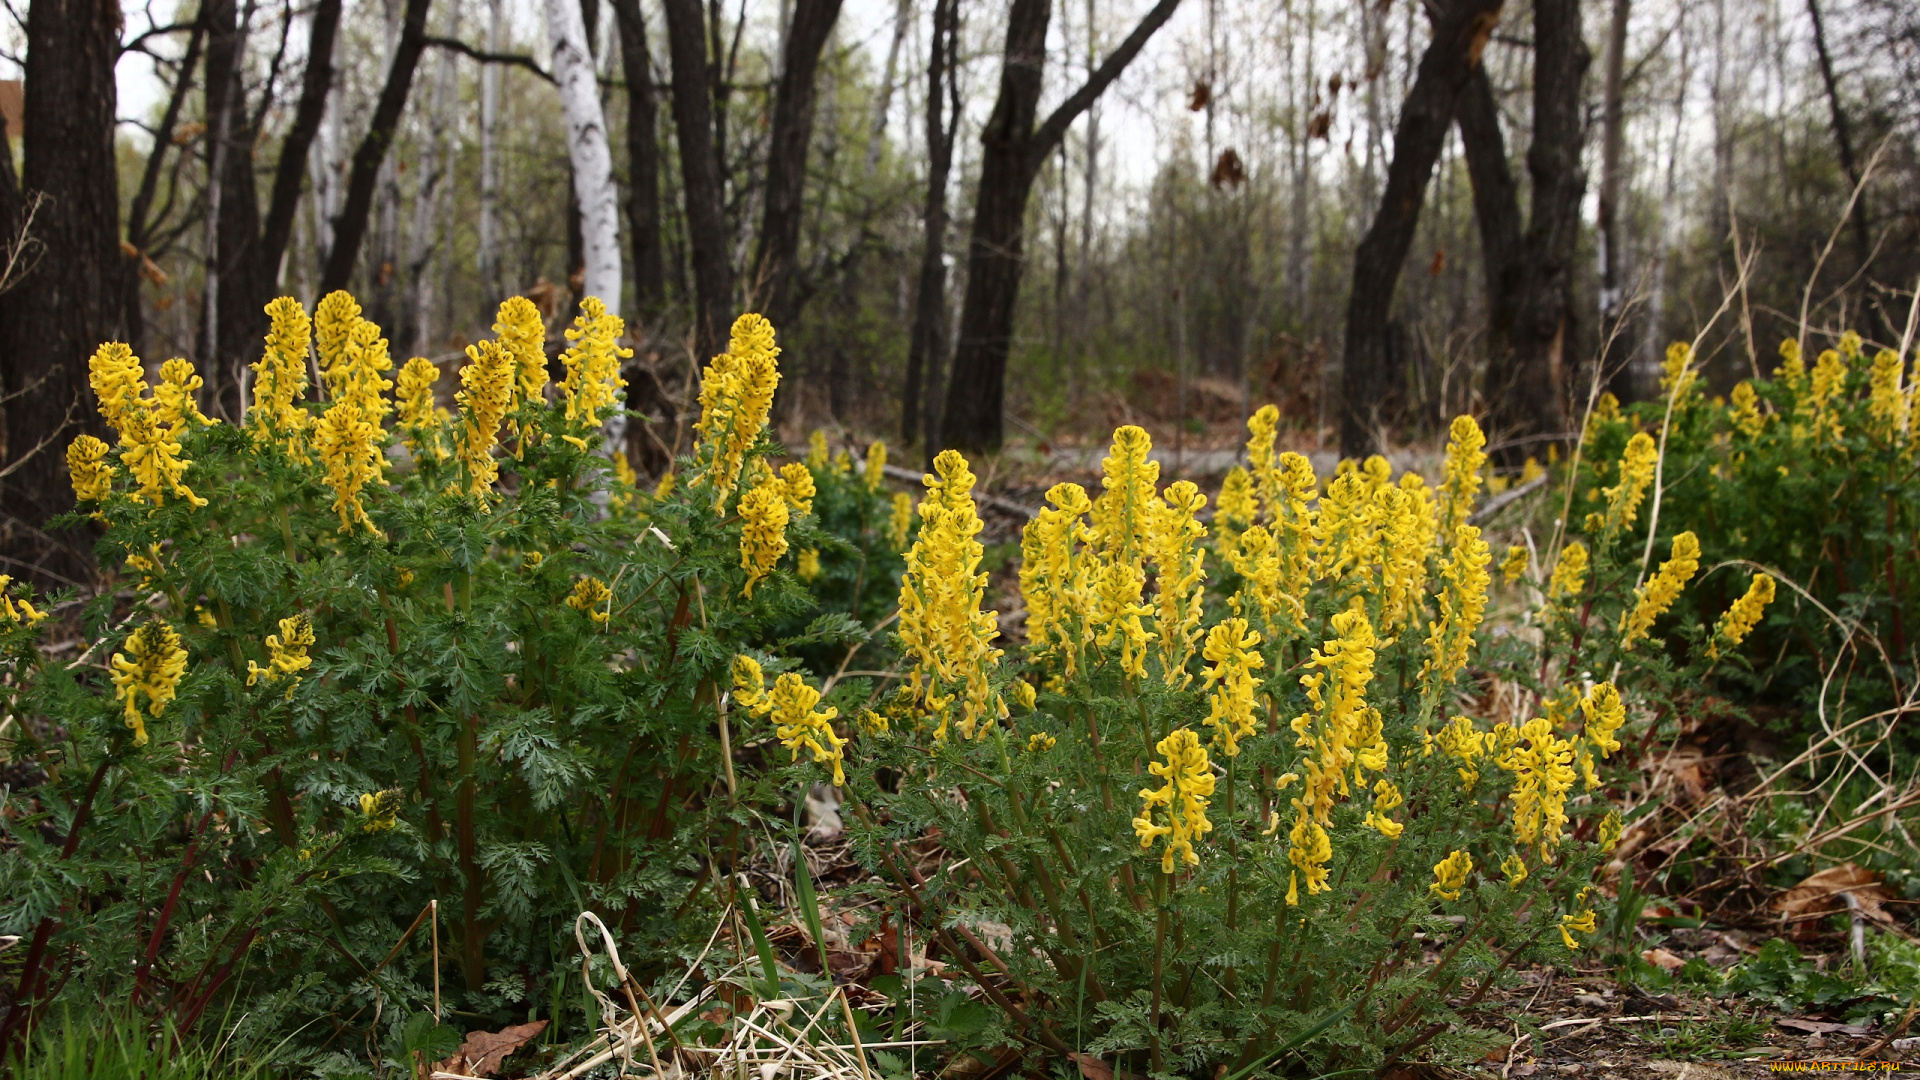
[
  {"x1": 898, "y1": 450, "x2": 1003, "y2": 740},
  {"x1": 1087, "y1": 559, "x2": 1154, "y2": 678},
  {"x1": 67, "y1": 435, "x2": 115, "y2": 503},
  {"x1": 494, "y1": 296, "x2": 551, "y2": 410},
  {"x1": 314, "y1": 393, "x2": 385, "y2": 534},
  {"x1": 766, "y1": 672, "x2": 847, "y2": 786},
  {"x1": 1026, "y1": 731, "x2": 1056, "y2": 753},
  {"x1": 1020, "y1": 482, "x2": 1094, "y2": 669},
  {"x1": 1500, "y1": 545, "x2": 1529, "y2": 584},
  {"x1": 1147, "y1": 481, "x2": 1209, "y2": 684},
  {"x1": 833, "y1": 448, "x2": 852, "y2": 474},
  {"x1": 1363, "y1": 778, "x2": 1404, "y2": 838},
  {"x1": 557, "y1": 297, "x2": 631, "y2": 432},
  {"x1": 654, "y1": 471, "x2": 677, "y2": 500},
  {"x1": 1810, "y1": 348, "x2": 1847, "y2": 442},
  {"x1": 1546, "y1": 542, "x2": 1590, "y2": 602},
  {"x1": 565, "y1": 576, "x2": 613, "y2": 624},
  {"x1": 1838, "y1": 330, "x2": 1863, "y2": 359},
  {"x1": 88, "y1": 342, "x2": 149, "y2": 436},
  {"x1": 1378, "y1": 477, "x2": 1436, "y2": 630},
  {"x1": 1710, "y1": 572, "x2": 1777, "y2": 658},
  {"x1": 806, "y1": 430, "x2": 829, "y2": 470},
  {"x1": 1010, "y1": 680, "x2": 1037, "y2": 711},
  {"x1": 1213, "y1": 466, "x2": 1256, "y2": 555},
  {"x1": 1224, "y1": 525, "x2": 1289, "y2": 637},
  {"x1": 1091, "y1": 425, "x2": 1160, "y2": 566},
  {"x1": 1199, "y1": 617, "x2": 1264, "y2": 756},
  {"x1": 1434, "y1": 714, "x2": 1489, "y2": 789},
  {"x1": 1660, "y1": 341, "x2": 1697, "y2": 398},
  {"x1": 110, "y1": 620, "x2": 187, "y2": 748},
  {"x1": 1867, "y1": 350, "x2": 1907, "y2": 445},
  {"x1": 888, "y1": 490, "x2": 914, "y2": 551},
  {"x1": 778, "y1": 462, "x2": 816, "y2": 516},
  {"x1": 1521, "y1": 457, "x2": 1544, "y2": 484},
  {"x1": 1134, "y1": 727, "x2": 1215, "y2": 874},
  {"x1": 691, "y1": 314, "x2": 782, "y2": 514},
  {"x1": 1620, "y1": 531, "x2": 1701, "y2": 650},
  {"x1": 738, "y1": 476, "x2": 791, "y2": 598},
  {"x1": 0, "y1": 575, "x2": 48, "y2": 625},
  {"x1": 153, "y1": 359, "x2": 212, "y2": 432},
  {"x1": 1559, "y1": 909, "x2": 1597, "y2": 949},
  {"x1": 1776, "y1": 337, "x2": 1807, "y2": 396},
  {"x1": 1598, "y1": 810, "x2": 1623, "y2": 854},
  {"x1": 395, "y1": 357, "x2": 450, "y2": 460},
  {"x1": 864, "y1": 441, "x2": 887, "y2": 492},
  {"x1": 1730, "y1": 381, "x2": 1765, "y2": 438},
  {"x1": 455, "y1": 339, "x2": 516, "y2": 499},
  {"x1": 251, "y1": 297, "x2": 315, "y2": 461},
  {"x1": 1420, "y1": 524, "x2": 1491, "y2": 699},
  {"x1": 119, "y1": 409, "x2": 208, "y2": 508},
  {"x1": 245, "y1": 614, "x2": 315, "y2": 695},
  {"x1": 314, "y1": 290, "x2": 363, "y2": 384},
  {"x1": 1501, "y1": 716, "x2": 1578, "y2": 859},
  {"x1": 797, "y1": 548, "x2": 821, "y2": 581},
  {"x1": 1580, "y1": 683, "x2": 1627, "y2": 758},
  {"x1": 732, "y1": 654, "x2": 770, "y2": 715},
  {"x1": 1245, "y1": 404, "x2": 1282, "y2": 521},
  {"x1": 359, "y1": 789, "x2": 401, "y2": 833},
  {"x1": 1500, "y1": 852, "x2": 1528, "y2": 889},
  {"x1": 1597, "y1": 433, "x2": 1657, "y2": 542},
  {"x1": 1439, "y1": 415, "x2": 1488, "y2": 541},
  {"x1": 1430, "y1": 849, "x2": 1473, "y2": 901},
  {"x1": 1284, "y1": 806, "x2": 1332, "y2": 903}
]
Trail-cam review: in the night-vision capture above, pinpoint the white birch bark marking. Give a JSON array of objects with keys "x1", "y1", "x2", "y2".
[{"x1": 544, "y1": 0, "x2": 623, "y2": 317}]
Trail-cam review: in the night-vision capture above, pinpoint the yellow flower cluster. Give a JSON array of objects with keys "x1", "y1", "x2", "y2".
[
  {"x1": 111, "y1": 620, "x2": 187, "y2": 747},
  {"x1": 1809, "y1": 348, "x2": 1848, "y2": 442},
  {"x1": 455, "y1": 339, "x2": 516, "y2": 499},
  {"x1": 1579, "y1": 682, "x2": 1627, "y2": 759},
  {"x1": 865, "y1": 440, "x2": 887, "y2": 491},
  {"x1": 1430, "y1": 714, "x2": 1494, "y2": 789},
  {"x1": 738, "y1": 468, "x2": 801, "y2": 597},
  {"x1": 66, "y1": 434, "x2": 114, "y2": 503},
  {"x1": 1147, "y1": 481, "x2": 1208, "y2": 683},
  {"x1": 1199, "y1": 618, "x2": 1263, "y2": 756},
  {"x1": 778, "y1": 462, "x2": 816, "y2": 516},
  {"x1": 86, "y1": 343, "x2": 210, "y2": 509},
  {"x1": 1091, "y1": 425, "x2": 1160, "y2": 566},
  {"x1": 1420, "y1": 523, "x2": 1491, "y2": 702},
  {"x1": 1659, "y1": 341, "x2": 1698, "y2": 399},
  {"x1": 1213, "y1": 467, "x2": 1256, "y2": 553},
  {"x1": 1026, "y1": 731, "x2": 1057, "y2": 753},
  {"x1": 1438, "y1": 415, "x2": 1488, "y2": 540},
  {"x1": 1867, "y1": 349, "x2": 1908, "y2": 445},
  {"x1": 732, "y1": 656, "x2": 847, "y2": 785},
  {"x1": 888, "y1": 491, "x2": 913, "y2": 550},
  {"x1": 395, "y1": 357, "x2": 450, "y2": 461},
  {"x1": 1730, "y1": 381, "x2": 1765, "y2": 438},
  {"x1": 1133, "y1": 727, "x2": 1215, "y2": 874},
  {"x1": 1284, "y1": 602, "x2": 1386, "y2": 902},
  {"x1": 898, "y1": 450, "x2": 1002, "y2": 740},
  {"x1": 1088, "y1": 559, "x2": 1154, "y2": 678},
  {"x1": 314, "y1": 290, "x2": 362, "y2": 378},
  {"x1": 1020, "y1": 483, "x2": 1095, "y2": 671},
  {"x1": 557, "y1": 297, "x2": 631, "y2": 442},
  {"x1": 1620, "y1": 531, "x2": 1700, "y2": 650},
  {"x1": 360, "y1": 789, "x2": 402, "y2": 833},
  {"x1": 806, "y1": 430, "x2": 830, "y2": 469},
  {"x1": 0, "y1": 575, "x2": 47, "y2": 625},
  {"x1": 1500, "y1": 717, "x2": 1577, "y2": 860},
  {"x1": 153, "y1": 359, "x2": 212, "y2": 431},
  {"x1": 1560, "y1": 908, "x2": 1597, "y2": 949},
  {"x1": 1709, "y1": 571, "x2": 1776, "y2": 658},
  {"x1": 253, "y1": 297, "x2": 314, "y2": 461},
  {"x1": 692, "y1": 314, "x2": 781, "y2": 513},
  {"x1": 313, "y1": 317, "x2": 393, "y2": 534},
  {"x1": 1547, "y1": 542, "x2": 1589, "y2": 601},
  {"x1": 497, "y1": 295, "x2": 550, "y2": 412},
  {"x1": 796, "y1": 548, "x2": 821, "y2": 581},
  {"x1": 1593, "y1": 432, "x2": 1656, "y2": 542},
  {"x1": 1430, "y1": 849, "x2": 1473, "y2": 900},
  {"x1": 246, "y1": 614, "x2": 315, "y2": 695},
  {"x1": 1500, "y1": 545, "x2": 1529, "y2": 584},
  {"x1": 567, "y1": 576, "x2": 613, "y2": 624},
  {"x1": 1501, "y1": 852, "x2": 1529, "y2": 889}
]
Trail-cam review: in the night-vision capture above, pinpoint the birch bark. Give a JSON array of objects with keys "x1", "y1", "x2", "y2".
[{"x1": 545, "y1": 0, "x2": 623, "y2": 314}]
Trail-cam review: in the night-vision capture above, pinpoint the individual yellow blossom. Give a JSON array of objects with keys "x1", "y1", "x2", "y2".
[
  {"x1": 110, "y1": 620, "x2": 187, "y2": 748},
  {"x1": 691, "y1": 314, "x2": 781, "y2": 513},
  {"x1": 119, "y1": 409, "x2": 208, "y2": 508},
  {"x1": 1199, "y1": 618, "x2": 1263, "y2": 756},
  {"x1": 1020, "y1": 482, "x2": 1094, "y2": 669},
  {"x1": 1867, "y1": 349, "x2": 1908, "y2": 444},
  {"x1": 1709, "y1": 571, "x2": 1776, "y2": 658},
  {"x1": 897, "y1": 451, "x2": 1003, "y2": 740},
  {"x1": 67, "y1": 435, "x2": 115, "y2": 503},
  {"x1": 567, "y1": 576, "x2": 613, "y2": 624},
  {"x1": 1501, "y1": 852, "x2": 1528, "y2": 889},
  {"x1": 1501, "y1": 716, "x2": 1577, "y2": 859},
  {"x1": 1659, "y1": 341, "x2": 1697, "y2": 398},
  {"x1": 1010, "y1": 680, "x2": 1037, "y2": 711},
  {"x1": 395, "y1": 357, "x2": 450, "y2": 461},
  {"x1": 805, "y1": 430, "x2": 830, "y2": 470},
  {"x1": 1420, "y1": 524, "x2": 1491, "y2": 700},
  {"x1": 1363, "y1": 778, "x2": 1404, "y2": 838},
  {"x1": 1213, "y1": 466, "x2": 1256, "y2": 554},
  {"x1": 738, "y1": 475, "x2": 791, "y2": 598},
  {"x1": 1730, "y1": 381, "x2": 1765, "y2": 438},
  {"x1": 1430, "y1": 850, "x2": 1473, "y2": 901},
  {"x1": 888, "y1": 491, "x2": 913, "y2": 551},
  {"x1": 796, "y1": 548, "x2": 821, "y2": 581},
  {"x1": 1596, "y1": 433, "x2": 1657, "y2": 542},
  {"x1": 1598, "y1": 810, "x2": 1623, "y2": 854},
  {"x1": 455, "y1": 339, "x2": 515, "y2": 499},
  {"x1": 359, "y1": 789, "x2": 401, "y2": 833},
  {"x1": 1559, "y1": 908, "x2": 1597, "y2": 949},
  {"x1": 732, "y1": 654, "x2": 769, "y2": 714},
  {"x1": 778, "y1": 461, "x2": 816, "y2": 516},
  {"x1": 1134, "y1": 727, "x2": 1215, "y2": 874},
  {"x1": 314, "y1": 290, "x2": 363, "y2": 382},
  {"x1": 0, "y1": 575, "x2": 47, "y2": 625},
  {"x1": 1580, "y1": 682, "x2": 1627, "y2": 758},
  {"x1": 246, "y1": 614, "x2": 315, "y2": 692},
  {"x1": 1621, "y1": 531, "x2": 1700, "y2": 650},
  {"x1": 152, "y1": 359, "x2": 212, "y2": 431},
  {"x1": 88, "y1": 342, "x2": 149, "y2": 435},
  {"x1": 1087, "y1": 558, "x2": 1154, "y2": 678},
  {"x1": 767, "y1": 672, "x2": 847, "y2": 786},
  {"x1": 864, "y1": 441, "x2": 887, "y2": 491},
  {"x1": 1091, "y1": 425, "x2": 1160, "y2": 566},
  {"x1": 1500, "y1": 545, "x2": 1529, "y2": 584},
  {"x1": 557, "y1": 297, "x2": 631, "y2": 433},
  {"x1": 1026, "y1": 731, "x2": 1056, "y2": 753},
  {"x1": 1439, "y1": 415, "x2": 1488, "y2": 541},
  {"x1": 1147, "y1": 481, "x2": 1208, "y2": 684}
]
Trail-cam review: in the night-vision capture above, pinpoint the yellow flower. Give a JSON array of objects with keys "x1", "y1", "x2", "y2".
[
  {"x1": 897, "y1": 450, "x2": 1003, "y2": 740},
  {"x1": 732, "y1": 654, "x2": 769, "y2": 714},
  {"x1": 110, "y1": 620, "x2": 187, "y2": 747},
  {"x1": 1580, "y1": 682, "x2": 1626, "y2": 758},
  {"x1": 767, "y1": 672, "x2": 847, "y2": 786},
  {"x1": 864, "y1": 441, "x2": 887, "y2": 491},
  {"x1": 1134, "y1": 727, "x2": 1215, "y2": 874},
  {"x1": 1547, "y1": 542, "x2": 1589, "y2": 601},
  {"x1": 246, "y1": 614, "x2": 315, "y2": 693},
  {"x1": 1621, "y1": 531, "x2": 1701, "y2": 650},
  {"x1": 1559, "y1": 908, "x2": 1597, "y2": 949},
  {"x1": 1810, "y1": 348, "x2": 1847, "y2": 441},
  {"x1": 797, "y1": 548, "x2": 821, "y2": 581},
  {"x1": 738, "y1": 475, "x2": 791, "y2": 598},
  {"x1": 1226, "y1": 525, "x2": 1299, "y2": 638},
  {"x1": 1709, "y1": 571, "x2": 1776, "y2": 658},
  {"x1": 1501, "y1": 852, "x2": 1528, "y2": 889},
  {"x1": 888, "y1": 490, "x2": 913, "y2": 551},
  {"x1": 67, "y1": 435, "x2": 115, "y2": 503},
  {"x1": 1147, "y1": 481, "x2": 1208, "y2": 684},
  {"x1": 455, "y1": 339, "x2": 515, "y2": 499},
  {"x1": 1776, "y1": 338, "x2": 1808, "y2": 402},
  {"x1": 778, "y1": 461, "x2": 816, "y2": 516},
  {"x1": 1500, "y1": 545, "x2": 1529, "y2": 584},
  {"x1": 1087, "y1": 559, "x2": 1154, "y2": 678},
  {"x1": 566, "y1": 576, "x2": 613, "y2": 624},
  {"x1": 806, "y1": 430, "x2": 830, "y2": 470},
  {"x1": 691, "y1": 314, "x2": 781, "y2": 513},
  {"x1": 557, "y1": 297, "x2": 631, "y2": 432},
  {"x1": 1867, "y1": 349, "x2": 1907, "y2": 445},
  {"x1": 395, "y1": 357, "x2": 450, "y2": 461},
  {"x1": 89, "y1": 342, "x2": 149, "y2": 436},
  {"x1": 314, "y1": 290, "x2": 363, "y2": 382},
  {"x1": 314, "y1": 391, "x2": 384, "y2": 534},
  {"x1": 0, "y1": 575, "x2": 47, "y2": 625},
  {"x1": 1520, "y1": 457, "x2": 1544, "y2": 485},
  {"x1": 1200, "y1": 618, "x2": 1264, "y2": 756},
  {"x1": 1363, "y1": 778, "x2": 1404, "y2": 838},
  {"x1": 654, "y1": 471, "x2": 677, "y2": 500},
  {"x1": 1285, "y1": 600, "x2": 1383, "y2": 896},
  {"x1": 1026, "y1": 731, "x2": 1056, "y2": 753},
  {"x1": 1420, "y1": 524, "x2": 1491, "y2": 700},
  {"x1": 1439, "y1": 415, "x2": 1487, "y2": 540},
  {"x1": 495, "y1": 296, "x2": 550, "y2": 412},
  {"x1": 1592, "y1": 392, "x2": 1621, "y2": 424},
  {"x1": 152, "y1": 358, "x2": 212, "y2": 431},
  {"x1": 1285, "y1": 811, "x2": 1331, "y2": 904},
  {"x1": 1660, "y1": 341, "x2": 1697, "y2": 398},
  {"x1": 1020, "y1": 482, "x2": 1094, "y2": 669},
  {"x1": 1596, "y1": 433, "x2": 1657, "y2": 542},
  {"x1": 1245, "y1": 404, "x2": 1282, "y2": 521},
  {"x1": 1091, "y1": 425, "x2": 1160, "y2": 567},
  {"x1": 1010, "y1": 680, "x2": 1037, "y2": 711},
  {"x1": 1430, "y1": 849, "x2": 1473, "y2": 901},
  {"x1": 251, "y1": 298, "x2": 316, "y2": 461},
  {"x1": 359, "y1": 789, "x2": 401, "y2": 833},
  {"x1": 833, "y1": 448, "x2": 853, "y2": 474},
  {"x1": 1598, "y1": 810, "x2": 1623, "y2": 854},
  {"x1": 1434, "y1": 714, "x2": 1493, "y2": 789},
  {"x1": 1500, "y1": 716, "x2": 1577, "y2": 859},
  {"x1": 1730, "y1": 381, "x2": 1765, "y2": 438},
  {"x1": 1213, "y1": 466, "x2": 1256, "y2": 554},
  {"x1": 119, "y1": 408, "x2": 208, "y2": 508}
]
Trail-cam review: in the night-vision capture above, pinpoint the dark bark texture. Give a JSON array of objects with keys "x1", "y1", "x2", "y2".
[
  {"x1": 662, "y1": 0, "x2": 732, "y2": 357},
  {"x1": 1338, "y1": 0, "x2": 1503, "y2": 459},
  {"x1": 123, "y1": 10, "x2": 207, "y2": 360},
  {"x1": 902, "y1": 0, "x2": 959, "y2": 449},
  {"x1": 0, "y1": 0, "x2": 124, "y2": 586},
  {"x1": 753, "y1": 0, "x2": 843, "y2": 329},
  {"x1": 1456, "y1": 67, "x2": 1520, "y2": 395},
  {"x1": 318, "y1": 0, "x2": 433, "y2": 294},
  {"x1": 610, "y1": 0, "x2": 666, "y2": 319}
]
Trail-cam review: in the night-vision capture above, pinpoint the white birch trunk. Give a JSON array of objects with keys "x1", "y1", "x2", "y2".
[
  {"x1": 409, "y1": 0, "x2": 463, "y2": 354},
  {"x1": 477, "y1": 0, "x2": 504, "y2": 300},
  {"x1": 545, "y1": 0, "x2": 622, "y2": 316}
]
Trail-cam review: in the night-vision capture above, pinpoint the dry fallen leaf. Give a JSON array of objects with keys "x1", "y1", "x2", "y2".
[
  {"x1": 1773, "y1": 863, "x2": 1897, "y2": 925},
  {"x1": 1642, "y1": 947, "x2": 1686, "y2": 972},
  {"x1": 1069, "y1": 1051, "x2": 1114, "y2": 1080},
  {"x1": 432, "y1": 1020, "x2": 547, "y2": 1079}
]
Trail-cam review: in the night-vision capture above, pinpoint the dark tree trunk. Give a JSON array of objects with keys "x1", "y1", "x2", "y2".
[
  {"x1": 258, "y1": 0, "x2": 341, "y2": 284},
  {"x1": 753, "y1": 0, "x2": 843, "y2": 329},
  {"x1": 939, "y1": 0, "x2": 1184, "y2": 454},
  {"x1": 902, "y1": 0, "x2": 958, "y2": 449},
  {"x1": 662, "y1": 0, "x2": 731, "y2": 356},
  {"x1": 1806, "y1": 0, "x2": 1870, "y2": 267},
  {"x1": 1486, "y1": 0, "x2": 1587, "y2": 460},
  {"x1": 318, "y1": 0, "x2": 433, "y2": 293},
  {"x1": 201, "y1": 0, "x2": 267, "y2": 417},
  {"x1": 1338, "y1": 0, "x2": 1504, "y2": 459},
  {"x1": 1456, "y1": 66, "x2": 1520, "y2": 394},
  {"x1": 610, "y1": 0, "x2": 666, "y2": 319},
  {"x1": 0, "y1": 0, "x2": 122, "y2": 586},
  {"x1": 124, "y1": 10, "x2": 208, "y2": 360}
]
